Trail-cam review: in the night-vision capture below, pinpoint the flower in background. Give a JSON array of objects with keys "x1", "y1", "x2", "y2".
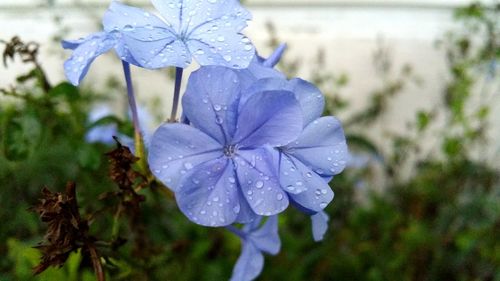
[
  {"x1": 85, "y1": 104, "x2": 157, "y2": 152},
  {"x1": 102, "y1": 0, "x2": 255, "y2": 69},
  {"x1": 148, "y1": 66, "x2": 303, "y2": 226},
  {"x1": 229, "y1": 216, "x2": 281, "y2": 281}
]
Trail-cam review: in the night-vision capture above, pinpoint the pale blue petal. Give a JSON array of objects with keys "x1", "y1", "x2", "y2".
[
  {"x1": 182, "y1": 66, "x2": 241, "y2": 144},
  {"x1": 235, "y1": 190, "x2": 259, "y2": 224},
  {"x1": 103, "y1": 1, "x2": 189, "y2": 68},
  {"x1": 285, "y1": 155, "x2": 334, "y2": 212},
  {"x1": 233, "y1": 90, "x2": 302, "y2": 148},
  {"x1": 62, "y1": 32, "x2": 116, "y2": 86},
  {"x1": 103, "y1": 1, "x2": 168, "y2": 33},
  {"x1": 230, "y1": 242, "x2": 263, "y2": 281},
  {"x1": 184, "y1": 0, "x2": 251, "y2": 33},
  {"x1": 234, "y1": 149, "x2": 289, "y2": 216},
  {"x1": 176, "y1": 157, "x2": 240, "y2": 226},
  {"x1": 277, "y1": 154, "x2": 309, "y2": 194},
  {"x1": 121, "y1": 34, "x2": 190, "y2": 68},
  {"x1": 249, "y1": 216, "x2": 280, "y2": 254},
  {"x1": 188, "y1": 28, "x2": 254, "y2": 69},
  {"x1": 234, "y1": 55, "x2": 285, "y2": 91},
  {"x1": 311, "y1": 211, "x2": 329, "y2": 242},
  {"x1": 150, "y1": 0, "x2": 181, "y2": 30},
  {"x1": 148, "y1": 123, "x2": 223, "y2": 191},
  {"x1": 240, "y1": 77, "x2": 324, "y2": 126},
  {"x1": 286, "y1": 116, "x2": 348, "y2": 177}
]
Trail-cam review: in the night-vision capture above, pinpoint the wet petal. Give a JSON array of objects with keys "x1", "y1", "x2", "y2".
[
  {"x1": 154, "y1": 0, "x2": 251, "y2": 34},
  {"x1": 286, "y1": 116, "x2": 348, "y2": 177},
  {"x1": 182, "y1": 66, "x2": 241, "y2": 144},
  {"x1": 240, "y1": 77, "x2": 325, "y2": 125},
  {"x1": 176, "y1": 157, "x2": 240, "y2": 227},
  {"x1": 188, "y1": 28, "x2": 254, "y2": 69},
  {"x1": 284, "y1": 155, "x2": 334, "y2": 212},
  {"x1": 233, "y1": 90, "x2": 302, "y2": 148},
  {"x1": 249, "y1": 216, "x2": 280, "y2": 254},
  {"x1": 102, "y1": 1, "x2": 189, "y2": 68},
  {"x1": 230, "y1": 242, "x2": 263, "y2": 281},
  {"x1": 235, "y1": 189, "x2": 259, "y2": 224},
  {"x1": 62, "y1": 32, "x2": 116, "y2": 86},
  {"x1": 277, "y1": 154, "x2": 309, "y2": 194},
  {"x1": 148, "y1": 123, "x2": 223, "y2": 191},
  {"x1": 311, "y1": 211, "x2": 329, "y2": 242},
  {"x1": 235, "y1": 149, "x2": 289, "y2": 216}
]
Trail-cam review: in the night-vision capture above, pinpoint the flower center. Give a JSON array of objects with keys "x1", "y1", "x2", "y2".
[{"x1": 224, "y1": 144, "x2": 238, "y2": 158}]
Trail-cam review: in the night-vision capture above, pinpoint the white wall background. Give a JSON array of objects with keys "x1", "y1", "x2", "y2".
[{"x1": 1, "y1": 0, "x2": 499, "y2": 161}]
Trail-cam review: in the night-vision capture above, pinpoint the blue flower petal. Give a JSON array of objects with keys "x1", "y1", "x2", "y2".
[
  {"x1": 148, "y1": 123, "x2": 223, "y2": 191},
  {"x1": 233, "y1": 90, "x2": 302, "y2": 148},
  {"x1": 235, "y1": 189, "x2": 259, "y2": 224},
  {"x1": 286, "y1": 116, "x2": 348, "y2": 177},
  {"x1": 235, "y1": 149, "x2": 289, "y2": 216},
  {"x1": 176, "y1": 157, "x2": 240, "y2": 226},
  {"x1": 182, "y1": 66, "x2": 241, "y2": 144},
  {"x1": 285, "y1": 155, "x2": 334, "y2": 212},
  {"x1": 240, "y1": 77, "x2": 325, "y2": 126},
  {"x1": 103, "y1": 1, "x2": 189, "y2": 68},
  {"x1": 230, "y1": 242, "x2": 263, "y2": 281},
  {"x1": 311, "y1": 211, "x2": 329, "y2": 241},
  {"x1": 277, "y1": 154, "x2": 312, "y2": 194},
  {"x1": 62, "y1": 32, "x2": 116, "y2": 86},
  {"x1": 248, "y1": 216, "x2": 280, "y2": 254},
  {"x1": 153, "y1": 0, "x2": 251, "y2": 34},
  {"x1": 188, "y1": 28, "x2": 254, "y2": 69},
  {"x1": 234, "y1": 55, "x2": 285, "y2": 91}
]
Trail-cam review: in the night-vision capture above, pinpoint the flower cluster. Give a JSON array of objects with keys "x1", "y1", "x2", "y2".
[{"x1": 63, "y1": 1, "x2": 347, "y2": 280}]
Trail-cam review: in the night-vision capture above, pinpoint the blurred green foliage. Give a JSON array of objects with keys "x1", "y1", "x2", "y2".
[{"x1": 1, "y1": 2, "x2": 499, "y2": 281}]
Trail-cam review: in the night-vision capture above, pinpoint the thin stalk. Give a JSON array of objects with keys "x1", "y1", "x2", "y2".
[
  {"x1": 169, "y1": 67, "x2": 184, "y2": 122},
  {"x1": 87, "y1": 243, "x2": 105, "y2": 281},
  {"x1": 121, "y1": 61, "x2": 149, "y2": 175}
]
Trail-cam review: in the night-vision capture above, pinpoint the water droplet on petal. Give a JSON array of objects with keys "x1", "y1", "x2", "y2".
[
  {"x1": 255, "y1": 181, "x2": 264, "y2": 189},
  {"x1": 320, "y1": 202, "x2": 328, "y2": 208},
  {"x1": 276, "y1": 193, "x2": 284, "y2": 200},
  {"x1": 184, "y1": 162, "x2": 193, "y2": 170},
  {"x1": 213, "y1": 104, "x2": 222, "y2": 111}
]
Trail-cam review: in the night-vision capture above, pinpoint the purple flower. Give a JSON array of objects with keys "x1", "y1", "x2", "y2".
[
  {"x1": 229, "y1": 216, "x2": 280, "y2": 281},
  {"x1": 148, "y1": 66, "x2": 303, "y2": 226},
  {"x1": 102, "y1": 0, "x2": 255, "y2": 69}
]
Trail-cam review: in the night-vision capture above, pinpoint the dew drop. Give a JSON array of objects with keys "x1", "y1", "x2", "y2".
[
  {"x1": 213, "y1": 104, "x2": 222, "y2": 111},
  {"x1": 223, "y1": 55, "x2": 232, "y2": 62},
  {"x1": 276, "y1": 193, "x2": 284, "y2": 201},
  {"x1": 255, "y1": 181, "x2": 264, "y2": 189},
  {"x1": 228, "y1": 177, "x2": 236, "y2": 183},
  {"x1": 184, "y1": 162, "x2": 193, "y2": 170},
  {"x1": 320, "y1": 202, "x2": 328, "y2": 208}
]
